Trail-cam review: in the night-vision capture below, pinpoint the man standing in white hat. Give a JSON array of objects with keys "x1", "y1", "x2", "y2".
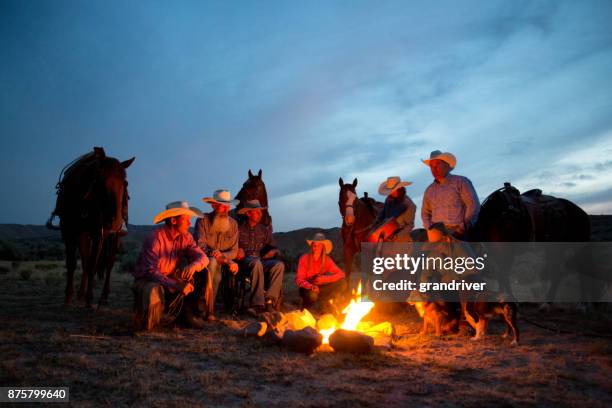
[
  {"x1": 421, "y1": 150, "x2": 480, "y2": 239},
  {"x1": 132, "y1": 201, "x2": 209, "y2": 331},
  {"x1": 194, "y1": 189, "x2": 240, "y2": 320}
]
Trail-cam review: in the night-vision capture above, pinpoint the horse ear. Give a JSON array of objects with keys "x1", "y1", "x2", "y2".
[
  {"x1": 248, "y1": 169, "x2": 253, "y2": 178},
  {"x1": 121, "y1": 157, "x2": 135, "y2": 169},
  {"x1": 339, "y1": 177, "x2": 344, "y2": 187},
  {"x1": 352, "y1": 178, "x2": 358, "y2": 187},
  {"x1": 94, "y1": 146, "x2": 106, "y2": 157},
  {"x1": 258, "y1": 169, "x2": 262, "y2": 177}
]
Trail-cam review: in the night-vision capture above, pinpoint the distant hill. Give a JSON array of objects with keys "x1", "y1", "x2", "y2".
[{"x1": 1, "y1": 216, "x2": 611, "y2": 263}]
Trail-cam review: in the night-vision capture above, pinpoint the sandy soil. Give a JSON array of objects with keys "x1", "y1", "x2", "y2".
[{"x1": 1, "y1": 262, "x2": 611, "y2": 407}]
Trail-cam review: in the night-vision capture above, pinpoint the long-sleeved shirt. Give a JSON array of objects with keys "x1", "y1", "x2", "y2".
[
  {"x1": 193, "y1": 212, "x2": 239, "y2": 260},
  {"x1": 421, "y1": 174, "x2": 480, "y2": 231},
  {"x1": 238, "y1": 222, "x2": 277, "y2": 258},
  {"x1": 133, "y1": 225, "x2": 208, "y2": 289},
  {"x1": 296, "y1": 253, "x2": 345, "y2": 290},
  {"x1": 375, "y1": 195, "x2": 416, "y2": 231}
]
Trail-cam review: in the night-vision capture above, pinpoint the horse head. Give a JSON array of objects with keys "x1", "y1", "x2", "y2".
[
  {"x1": 85, "y1": 151, "x2": 135, "y2": 235},
  {"x1": 475, "y1": 182, "x2": 532, "y2": 241},
  {"x1": 338, "y1": 177, "x2": 358, "y2": 226},
  {"x1": 236, "y1": 169, "x2": 268, "y2": 205}
]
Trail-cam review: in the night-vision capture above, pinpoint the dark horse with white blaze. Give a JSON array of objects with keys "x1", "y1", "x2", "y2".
[
  {"x1": 338, "y1": 178, "x2": 383, "y2": 282},
  {"x1": 234, "y1": 169, "x2": 272, "y2": 228},
  {"x1": 48, "y1": 147, "x2": 134, "y2": 308},
  {"x1": 473, "y1": 182, "x2": 591, "y2": 301}
]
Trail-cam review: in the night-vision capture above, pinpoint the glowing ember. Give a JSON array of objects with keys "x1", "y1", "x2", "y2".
[{"x1": 320, "y1": 324, "x2": 336, "y2": 344}]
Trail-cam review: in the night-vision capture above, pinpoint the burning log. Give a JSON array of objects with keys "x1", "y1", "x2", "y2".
[
  {"x1": 329, "y1": 329, "x2": 374, "y2": 353},
  {"x1": 282, "y1": 326, "x2": 322, "y2": 354},
  {"x1": 243, "y1": 321, "x2": 267, "y2": 338}
]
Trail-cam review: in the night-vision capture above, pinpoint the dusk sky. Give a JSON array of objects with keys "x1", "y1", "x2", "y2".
[{"x1": 1, "y1": 1, "x2": 611, "y2": 232}]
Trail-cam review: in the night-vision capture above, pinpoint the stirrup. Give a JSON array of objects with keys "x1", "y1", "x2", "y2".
[{"x1": 46, "y1": 214, "x2": 61, "y2": 230}]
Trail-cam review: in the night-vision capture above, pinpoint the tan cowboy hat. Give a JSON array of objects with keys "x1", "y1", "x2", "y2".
[
  {"x1": 202, "y1": 189, "x2": 239, "y2": 207},
  {"x1": 237, "y1": 199, "x2": 268, "y2": 215},
  {"x1": 422, "y1": 150, "x2": 457, "y2": 170},
  {"x1": 306, "y1": 232, "x2": 333, "y2": 254},
  {"x1": 153, "y1": 201, "x2": 203, "y2": 224},
  {"x1": 378, "y1": 176, "x2": 412, "y2": 196}
]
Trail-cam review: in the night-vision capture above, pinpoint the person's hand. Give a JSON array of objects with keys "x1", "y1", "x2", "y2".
[
  {"x1": 236, "y1": 248, "x2": 245, "y2": 260},
  {"x1": 311, "y1": 285, "x2": 320, "y2": 293},
  {"x1": 182, "y1": 282, "x2": 194, "y2": 296},
  {"x1": 262, "y1": 249, "x2": 278, "y2": 259},
  {"x1": 179, "y1": 265, "x2": 197, "y2": 281},
  {"x1": 229, "y1": 261, "x2": 239, "y2": 275},
  {"x1": 211, "y1": 249, "x2": 223, "y2": 260}
]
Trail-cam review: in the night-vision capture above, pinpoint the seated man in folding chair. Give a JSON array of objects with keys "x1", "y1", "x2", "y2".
[
  {"x1": 235, "y1": 199, "x2": 285, "y2": 315},
  {"x1": 132, "y1": 201, "x2": 210, "y2": 331}
]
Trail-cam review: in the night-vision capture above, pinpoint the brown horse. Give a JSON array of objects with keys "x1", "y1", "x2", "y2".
[
  {"x1": 49, "y1": 147, "x2": 134, "y2": 308},
  {"x1": 473, "y1": 182, "x2": 591, "y2": 301},
  {"x1": 338, "y1": 177, "x2": 383, "y2": 282},
  {"x1": 234, "y1": 169, "x2": 272, "y2": 228}
]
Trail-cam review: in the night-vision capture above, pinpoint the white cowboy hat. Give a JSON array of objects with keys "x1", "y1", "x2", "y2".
[
  {"x1": 306, "y1": 232, "x2": 333, "y2": 254},
  {"x1": 202, "y1": 189, "x2": 239, "y2": 207},
  {"x1": 422, "y1": 150, "x2": 457, "y2": 170},
  {"x1": 378, "y1": 176, "x2": 413, "y2": 196},
  {"x1": 237, "y1": 199, "x2": 268, "y2": 215},
  {"x1": 153, "y1": 201, "x2": 203, "y2": 224}
]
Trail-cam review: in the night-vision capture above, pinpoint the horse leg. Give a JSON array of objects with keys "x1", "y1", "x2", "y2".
[
  {"x1": 343, "y1": 244, "x2": 354, "y2": 287},
  {"x1": 64, "y1": 236, "x2": 78, "y2": 305},
  {"x1": 99, "y1": 236, "x2": 118, "y2": 306},
  {"x1": 77, "y1": 234, "x2": 91, "y2": 302},
  {"x1": 86, "y1": 234, "x2": 103, "y2": 309}
]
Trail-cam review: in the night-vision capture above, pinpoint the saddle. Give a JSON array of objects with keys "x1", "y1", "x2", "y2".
[{"x1": 520, "y1": 188, "x2": 568, "y2": 241}]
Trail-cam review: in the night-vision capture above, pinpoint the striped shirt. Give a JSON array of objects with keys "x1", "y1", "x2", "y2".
[
  {"x1": 421, "y1": 174, "x2": 480, "y2": 231},
  {"x1": 133, "y1": 225, "x2": 208, "y2": 289}
]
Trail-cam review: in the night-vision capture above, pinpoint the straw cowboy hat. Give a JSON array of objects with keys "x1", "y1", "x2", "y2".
[
  {"x1": 378, "y1": 176, "x2": 413, "y2": 196},
  {"x1": 202, "y1": 189, "x2": 239, "y2": 207},
  {"x1": 153, "y1": 200, "x2": 203, "y2": 224},
  {"x1": 306, "y1": 232, "x2": 333, "y2": 254},
  {"x1": 422, "y1": 150, "x2": 457, "y2": 170},
  {"x1": 237, "y1": 199, "x2": 268, "y2": 215}
]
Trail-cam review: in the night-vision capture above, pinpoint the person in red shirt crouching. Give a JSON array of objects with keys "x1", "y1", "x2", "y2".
[{"x1": 296, "y1": 232, "x2": 347, "y2": 314}]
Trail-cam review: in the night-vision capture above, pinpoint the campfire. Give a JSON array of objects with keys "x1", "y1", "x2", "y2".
[
  {"x1": 319, "y1": 282, "x2": 375, "y2": 345},
  {"x1": 244, "y1": 281, "x2": 394, "y2": 354}
]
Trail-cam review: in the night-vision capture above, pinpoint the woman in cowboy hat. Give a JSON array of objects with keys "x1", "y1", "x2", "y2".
[
  {"x1": 370, "y1": 176, "x2": 417, "y2": 242},
  {"x1": 295, "y1": 232, "x2": 347, "y2": 314},
  {"x1": 132, "y1": 201, "x2": 209, "y2": 330}
]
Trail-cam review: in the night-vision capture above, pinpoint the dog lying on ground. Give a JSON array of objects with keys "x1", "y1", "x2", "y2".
[
  {"x1": 410, "y1": 301, "x2": 461, "y2": 336},
  {"x1": 462, "y1": 301, "x2": 519, "y2": 345}
]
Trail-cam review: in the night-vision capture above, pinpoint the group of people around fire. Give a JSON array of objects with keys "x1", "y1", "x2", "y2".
[{"x1": 132, "y1": 150, "x2": 481, "y2": 331}]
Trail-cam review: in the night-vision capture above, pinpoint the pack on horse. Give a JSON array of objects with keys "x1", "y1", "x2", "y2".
[
  {"x1": 473, "y1": 182, "x2": 591, "y2": 301},
  {"x1": 234, "y1": 169, "x2": 272, "y2": 228},
  {"x1": 47, "y1": 147, "x2": 135, "y2": 308},
  {"x1": 338, "y1": 178, "x2": 384, "y2": 282}
]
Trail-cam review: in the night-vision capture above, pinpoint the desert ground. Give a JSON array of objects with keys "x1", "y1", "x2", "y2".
[{"x1": 1, "y1": 261, "x2": 611, "y2": 407}]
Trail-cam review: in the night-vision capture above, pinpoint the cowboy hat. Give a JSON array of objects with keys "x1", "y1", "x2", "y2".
[
  {"x1": 306, "y1": 232, "x2": 333, "y2": 254},
  {"x1": 153, "y1": 201, "x2": 203, "y2": 224},
  {"x1": 422, "y1": 150, "x2": 457, "y2": 170},
  {"x1": 237, "y1": 199, "x2": 268, "y2": 215},
  {"x1": 378, "y1": 176, "x2": 413, "y2": 196},
  {"x1": 202, "y1": 189, "x2": 239, "y2": 207}
]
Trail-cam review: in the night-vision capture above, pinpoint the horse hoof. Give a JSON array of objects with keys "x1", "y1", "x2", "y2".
[{"x1": 510, "y1": 340, "x2": 518, "y2": 346}]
